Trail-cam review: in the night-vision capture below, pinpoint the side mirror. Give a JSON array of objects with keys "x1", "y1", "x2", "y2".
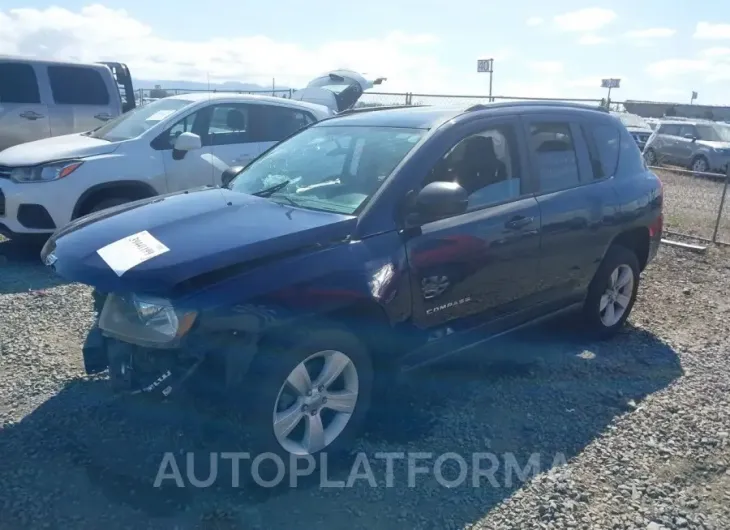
[
  {"x1": 408, "y1": 181, "x2": 468, "y2": 225},
  {"x1": 172, "y1": 132, "x2": 202, "y2": 160},
  {"x1": 683, "y1": 133, "x2": 697, "y2": 142},
  {"x1": 221, "y1": 165, "x2": 245, "y2": 188}
]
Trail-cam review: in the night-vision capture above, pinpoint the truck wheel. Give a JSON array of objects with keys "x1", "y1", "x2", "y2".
[
  {"x1": 239, "y1": 324, "x2": 374, "y2": 470},
  {"x1": 582, "y1": 245, "x2": 640, "y2": 338}
]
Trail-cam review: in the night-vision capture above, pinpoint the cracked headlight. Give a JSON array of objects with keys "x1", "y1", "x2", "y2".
[
  {"x1": 10, "y1": 159, "x2": 84, "y2": 183},
  {"x1": 99, "y1": 294, "x2": 198, "y2": 347}
]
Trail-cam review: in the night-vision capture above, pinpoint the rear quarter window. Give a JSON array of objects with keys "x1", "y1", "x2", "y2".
[
  {"x1": 0, "y1": 62, "x2": 41, "y2": 104},
  {"x1": 616, "y1": 126, "x2": 647, "y2": 177},
  {"x1": 585, "y1": 123, "x2": 620, "y2": 178},
  {"x1": 48, "y1": 65, "x2": 110, "y2": 106}
]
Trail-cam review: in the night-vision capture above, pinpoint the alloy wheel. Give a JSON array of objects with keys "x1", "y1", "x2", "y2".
[
  {"x1": 272, "y1": 350, "x2": 359, "y2": 455},
  {"x1": 599, "y1": 264, "x2": 635, "y2": 327}
]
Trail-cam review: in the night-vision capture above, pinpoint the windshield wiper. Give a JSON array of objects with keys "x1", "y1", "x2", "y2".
[{"x1": 252, "y1": 180, "x2": 291, "y2": 197}]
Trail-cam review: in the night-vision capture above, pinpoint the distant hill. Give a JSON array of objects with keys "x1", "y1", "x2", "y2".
[{"x1": 133, "y1": 79, "x2": 293, "y2": 93}]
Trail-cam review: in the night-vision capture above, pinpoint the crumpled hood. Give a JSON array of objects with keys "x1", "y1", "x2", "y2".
[
  {"x1": 0, "y1": 133, "x2": 120, "y2": 166},
  {"x1": 42, "y1": 187, "x2": 356, "y2": 296}
]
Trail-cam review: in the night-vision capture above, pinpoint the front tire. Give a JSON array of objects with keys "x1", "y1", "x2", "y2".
[
  {"x1": 240, "y1": 324, "x2": 374, "y2": 461},
  {"x1": 644, "y1": 148, "x2": 658, "y2": 166},
  {"x1": 583, "y1": 245, "x2": 640, "y2": 338},
  {"x1": 691, "y1": 155, "x2": 709, "y2": 175}
]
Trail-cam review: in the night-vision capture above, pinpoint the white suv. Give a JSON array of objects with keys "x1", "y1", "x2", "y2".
[{"x1": 0, "y1": 70, "x2": 384, "y2": 240}]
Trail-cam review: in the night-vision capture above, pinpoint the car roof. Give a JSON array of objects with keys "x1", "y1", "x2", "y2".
[
  {"x1": 314, "y1": 106, "x2": 462, "y2": 129},
  {"x1": 165, "y1": 92, "x2": 330, "y2": 114},
  {"x1": 313, "y1": 101, "x2": 611, "y2": 130}
]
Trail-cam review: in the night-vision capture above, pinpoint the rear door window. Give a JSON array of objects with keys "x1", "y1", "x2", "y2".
[
  {"x1": 528, "y1": 122, "x2": 581, "y2": 193},
  {"x1": 252, "y1": 105, "x2": 316, "y2": 142},
  {"x1": 659, "y1": 124, "x2": 680, "y2": 136},
  {"x1": 0, "y1": 63, "x2": 41, "y2": 104},
  {"x1": 48, "y1": 65, "x2": 110, "y2": 105}
]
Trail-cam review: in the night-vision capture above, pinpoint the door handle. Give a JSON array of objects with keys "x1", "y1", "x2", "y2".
[
  {"x1": 505, "y1": 215, "x2": 534, "y2": 230},
  {"x1": 94, "y1": 113, "x2": 112, "y2": 121},
  {"x1": 19, "y1": 111, "x2": 44, "y2": 120}
]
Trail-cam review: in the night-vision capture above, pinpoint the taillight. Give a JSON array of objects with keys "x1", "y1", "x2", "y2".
[{"x1": 649, "y1": 213, "x2": 663, "y2": 237}]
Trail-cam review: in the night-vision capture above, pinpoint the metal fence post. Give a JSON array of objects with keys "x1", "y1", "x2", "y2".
[{"x1": 712, "y1": 165, "x2": 730, "y2": 243}]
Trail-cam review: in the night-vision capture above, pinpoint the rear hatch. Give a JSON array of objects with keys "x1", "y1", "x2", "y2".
[{"x1": 291, "y1": 70, "x2": 386, "y2": 113}]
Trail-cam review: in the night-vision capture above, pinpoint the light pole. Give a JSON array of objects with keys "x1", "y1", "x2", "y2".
[{"x1": 477, "y1": 58, "x2": 494, "y2": 102}]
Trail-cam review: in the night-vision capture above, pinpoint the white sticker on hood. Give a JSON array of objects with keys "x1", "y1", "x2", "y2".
[{"x1": 96, "y1": 230, "x2": 170, "y2": 277}]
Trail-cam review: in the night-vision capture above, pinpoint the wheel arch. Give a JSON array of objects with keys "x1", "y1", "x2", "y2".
[
  {"x1": 72, "y1": 180, "x2": 159, "y2": 219},
  {"x1": 608, "y1": 226, "x2": 651, "y2": 271}
]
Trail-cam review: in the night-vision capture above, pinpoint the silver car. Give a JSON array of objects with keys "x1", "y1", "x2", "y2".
[{"x1": 643, "y1": 119, "x2": 730, "y2": 175}]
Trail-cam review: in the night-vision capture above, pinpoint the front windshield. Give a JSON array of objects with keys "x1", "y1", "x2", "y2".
[
  {"x1": 696, "y1": 124, "x2": 730, "y2": 142},
  {"x1": 616, "y1": 113, "x2": 650, "y2": 129},
  {"x1": 90, "y1": 98, "x2": 193, "y2": 142},
  {"x1": 230, "y1": 125, "x2": 425, "y2": 214}
]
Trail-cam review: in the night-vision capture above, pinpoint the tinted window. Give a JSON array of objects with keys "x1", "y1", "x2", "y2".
[
  {"x1": 255, "y1": 105, "x2": 316, "y2": 142},
  {"x1": 586, "y1": 124, "x2": 620, "y2": 178},
  {"x1": 425, "y1": 125, "x2": 521, "y2": 209},
  {"x1": 659, "y1": 124, "x2": 681, "y2": 136},
  {"x1": 205, "y1": 104, "x2": 250, "y2": 146},
  {"x1": 529, "y1": 122, "x2": 581, "y2": 193},
  {"x1": 48, "y1": 66, "x2": 110, "y2": 105},
  {"x1": 616, "y1": 127, "x2": 647, "y2": 177},
  {"x1": 0, "y1": 63, "x2": 41, "y2": 104},
  {"x1": 678, "y1": 125, "x2": 696, "y2": 138}
]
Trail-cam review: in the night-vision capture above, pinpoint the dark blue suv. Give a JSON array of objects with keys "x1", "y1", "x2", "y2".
[{"x1": 41, "y1": 102, "x2": 663, "y2": 458}]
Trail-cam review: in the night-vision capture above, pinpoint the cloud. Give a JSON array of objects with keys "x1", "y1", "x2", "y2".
[
  {"x1": 529, "y1": 61, "x2": 564, "y2": 74},
  {"x1": 647, "y1": 50, "x2": 730, "y2": 83},
  {"x1": 554, "y1": 8, "x2": 617, "y2": 33},
  {"x1": 0, "y1": 5, "x2": 445, "y2": 91},
  {"x1": 578, "y1": 34, "x2": 610, "y2": 45},
  {"x1": 694, "y1": 22, "x2": 730, "y2": 40},
  {"x1": 624, "y1": 28, "x2": 676, "y2": 39},
  {"x1": 526, "y1": 17, "x2": 544, "y2": 27}
]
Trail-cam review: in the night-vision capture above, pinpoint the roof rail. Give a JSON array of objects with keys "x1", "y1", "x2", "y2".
[{"x1": 464, "y1": 101, "x2": 609, "y2": 113}]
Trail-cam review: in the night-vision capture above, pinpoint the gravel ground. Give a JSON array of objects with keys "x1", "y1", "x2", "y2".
[{"x1": 1, "y1": 237, "x2": 729, "y2": 530}]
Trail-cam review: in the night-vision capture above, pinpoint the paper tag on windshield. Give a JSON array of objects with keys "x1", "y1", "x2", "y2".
[
  {"x1": 97, "y1": 231, "x2": 170, "y2": 277},
  {"x1": 146, "y1": 110, "x2": 175, "y2": 121}
]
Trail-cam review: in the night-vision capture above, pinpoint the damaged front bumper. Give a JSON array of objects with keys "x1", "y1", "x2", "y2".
[{"x1": 82, "y1": 322, "x2": 259, "y2": 400}]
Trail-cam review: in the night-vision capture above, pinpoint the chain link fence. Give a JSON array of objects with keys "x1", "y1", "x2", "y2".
[
  {"x1": 651, "y1": 165, "x2": 730, "y2": 246},
  {"x1": 136, "y1": 86, "x2": 730, "y2": 246}
]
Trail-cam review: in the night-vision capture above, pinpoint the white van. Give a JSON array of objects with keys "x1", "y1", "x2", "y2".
[{"x1": 0, "y1": 56, "x2": 135, "y2": 152}]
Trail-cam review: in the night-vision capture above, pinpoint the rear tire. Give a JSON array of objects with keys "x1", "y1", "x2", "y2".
[{"x1": 582, "y1": 245, "x2": 640, "y2": 338}]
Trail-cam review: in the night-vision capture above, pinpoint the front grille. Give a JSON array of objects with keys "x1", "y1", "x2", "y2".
[{"x1": 0, "y1": 166, "x2": 11, "y2": 180}]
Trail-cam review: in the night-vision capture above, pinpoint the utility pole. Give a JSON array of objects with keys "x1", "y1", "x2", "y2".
[{"x1": 477, "y1": 58, "x2": 494, "y2": 102}]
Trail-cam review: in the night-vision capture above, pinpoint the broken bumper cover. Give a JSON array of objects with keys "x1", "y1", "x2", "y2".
[{"x1": 82, "y1": 324, "x2": 258, "y2": 399}]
